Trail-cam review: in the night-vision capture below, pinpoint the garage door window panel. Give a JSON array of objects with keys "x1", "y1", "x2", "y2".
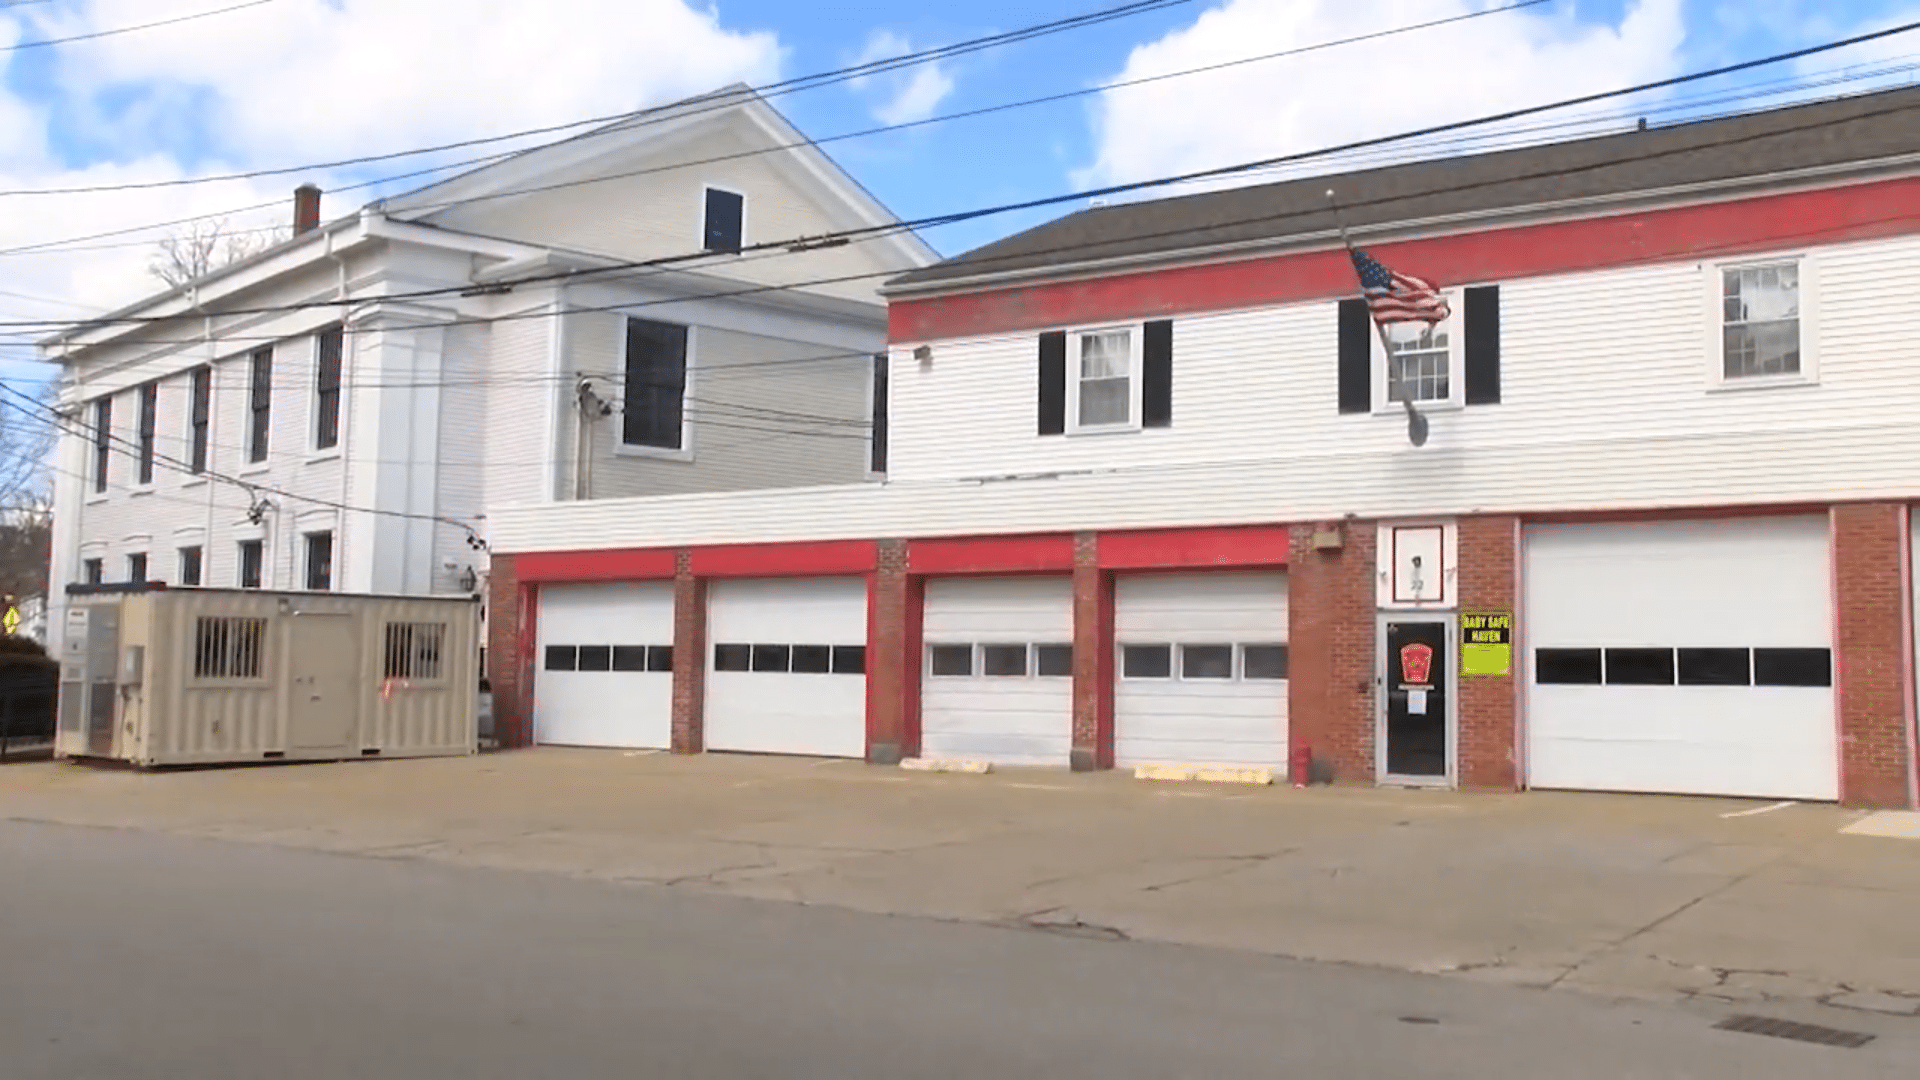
[
  {"x1": 831, "y1": 646, "x2": 865, "y2": 675},
  {"x1": 545, "y1": 646, "x2": 579, "y2": 672},
  {"x1": 1677, "y1": 648, "x2": 1752, "y2": 686},
  {"x1": 1035, "y1": 644, "x2": 1074, "y2": 677},
  {"x1": 610, "y1": 646, "x2": 648, "y2": 672},
  {"x1": 982, "y1": 644, "x2": 1030, "y2": 677},
  {"x1": 1180, "y1": 644, "x2": 1235, "y2": 680},
  {"x1": 1604, "y1": 648, "x2": 1674, "y2": 685},
  {"x1": 929, "y1": 645, "x2": 975, "y2": 677},
  {"x1": 1754, "y1": 648, "x2": 1831, "y2": 687},
  {"x1": 1535, "y1": 648, "x2": 1603, "y2": 684},
  {"x1": 1123, "y1": 644, "x2": 1173, "y2": 679},
  {"x1": 1241, "y1": 644, "x2": 1288, "y2": 680},
  {"x1": 714, "y1": 644, "x2": 752, "y2": 671},
  {"x1": 576, "y1": 646, "x2": 613, "y2": 672}
]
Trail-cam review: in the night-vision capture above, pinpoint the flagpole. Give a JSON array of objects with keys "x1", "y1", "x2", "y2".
[{"x1": 1326, "y1": 189, "x2": 1425, "y2": 440}]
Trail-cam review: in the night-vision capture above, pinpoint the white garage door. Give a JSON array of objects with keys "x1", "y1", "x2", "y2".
[
  {"x1": 535, "y1": 582, "x2": 675, "y2": 749},
  {"x1": 705, "y1": 577, "x2": 868, "y2": 758},
  {"x1": 1526, "y1": 517, "x2": 1838, "y2": 800},
  {"x1": 922, "y1": 577, "x2": 1074, "y2": 766},
  {"x1": 1115, "y1": 572, "x2": 1289, "y2": 767}
]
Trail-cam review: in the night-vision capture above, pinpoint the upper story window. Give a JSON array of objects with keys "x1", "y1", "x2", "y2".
[
  {"x1": 82, "y1": 558, "x2": 103, "y2": 584},
  {"x1": 126, "y1": 552, "x2": 148, "y2": 584},
  {"x1": 702, "y1": 187, "x2": 745, "y2": 253},
  {"x1": 188, "y1": 365, "x2": 212, "y2": 474},
  {"x1": 1339, "y1": 286, "x2": 1501, "y2": 414},
  {"x1": 136, "y1": 381, "x2": 158, "y2": 485},
  {"x1": 237, "y1": 539, "x2": 264, "y2": 589},
  {"x1": 869, "y1": 353, "x2": 888, "y2": 475},
  {"x1": 313, "y1": 325, "x2": 344, "y2": 451},
  {"x1": 304, "y1": 530, "x2": 333, "y2": 591},
  {"x1": 621, "y1": 317, "x2": 690, "y2": 453},
  {"x1": 1721, "y1": 261, "x2": 1800, "y2": 380},
  {"x1": 247, "y1": 347, "x2": 273, "y2": 464},
  {"x1": 1037, "y1": 321, "x2": 1173, "y2": 436},
  {"x1": 90, "y1": 397, "x2": 111, "y2": 494}
]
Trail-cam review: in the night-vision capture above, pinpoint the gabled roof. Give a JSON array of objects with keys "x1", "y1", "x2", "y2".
[
  {"x1": 376, "y1": 82, "x2": 938, "y2": 267},
  {"x1": 886, "y1": 84, "x2": 1920, "y2": 294}
]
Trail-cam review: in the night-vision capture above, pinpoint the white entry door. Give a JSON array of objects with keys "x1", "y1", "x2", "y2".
[
  {"x1": 704, "y1": 577, "x2": 868, "y2": 758},
  {"x1": 1114, "y1": 572, "x2": 1289, "y2": 767},
  {"x1": 921, "y1": 576, "x2": 1074, "y2": 766},
  {"x1": 534, "y1": 582, "x2": 675, "y2": 748},
  {"x1": 1525, "y1": 517, "x2": 1838, "y2": 800}
]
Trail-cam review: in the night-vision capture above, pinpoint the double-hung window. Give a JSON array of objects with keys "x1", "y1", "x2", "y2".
[
  {"x1": 136, "y1": 382, "x2": 158, "y2": 485},
  {"x1": 1720, "y1": 260, "x2": 1801, "y2": 381},
  {"x1": 1075, "y1": 329, "x2": 1134, "y2": 429},
  {"x1": 621, "y1": 317, "x2": 690, "y2": 452},
  {"x1": 247, "y1": 347, "x2": 273, "y2": 463},
  {"x1": 188, "y1": 365, "x2": 212, "y2": 474},
  {"x1": 90, "y1": 397, "x2": 111, "y2": 494},
  {"x1": 313, "y1": 325, "x2": 344, "y2": 450},
  {"x1": 1037, "y1": 320, "x2": 1173, "y2": 435}
]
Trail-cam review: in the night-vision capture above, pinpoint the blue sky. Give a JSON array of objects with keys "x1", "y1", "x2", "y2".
[{"x1": 0, "y1": 0, "x2": 1916, "y2": 373}]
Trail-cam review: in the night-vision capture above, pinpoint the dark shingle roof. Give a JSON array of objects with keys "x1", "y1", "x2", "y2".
[{"x1": 886, "y1": 85, "x2": 1920, "y2": 293}]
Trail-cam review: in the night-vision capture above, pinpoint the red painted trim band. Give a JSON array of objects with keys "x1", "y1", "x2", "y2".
[
  {"x1": 1097, "y1": 525, "x2": 1291, "y2": 570},
  {"x1": 690, "y1": 539, "x2": 877, "y2": 577},
  {"x1": 908, "y1": 533, "x2": 1077, "y2": 574},
  {"x1": 516, "y1": 548, "x2": 677, "y2": 583},
  {"x1": 889, "y1": 177, "x2": 1920, "y2": 342}
]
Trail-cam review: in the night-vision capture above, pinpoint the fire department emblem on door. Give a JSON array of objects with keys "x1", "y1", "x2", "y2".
[{"x1": 1400, "y1": 642, "x2": 1433, "y2": 685}]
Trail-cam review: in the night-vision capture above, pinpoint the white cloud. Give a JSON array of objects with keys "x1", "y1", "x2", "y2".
[
  {"x1": 1075, "y1": 0, "x2": 1688, "y2": 193},
  {"x1": 1788, "y1": 6, "x2": 1920, "y2": 92},
  {"x1": 0, "y1": 0, "x2": 784, "y2": 354},
  {"x1": 850, "y1": 29, "x2": 957, "y2": 126}
]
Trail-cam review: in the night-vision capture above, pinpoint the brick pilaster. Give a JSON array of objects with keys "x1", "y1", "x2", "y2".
[
  {"x1": 1288, "y1": 521, "x2": 1377, "y2": 783},
  {"x1": 485, "y1": 553, "x2": 535, "y2": 749},
  {"x1": 1457, "y1": 515, "x2": 1520, "y2": 790},
  {"x1": 671, "y1": 550, "x2": 707, "y2": 755},
  {"x1": 1070, "y1": 532, "x2": 1115, "y2": 771},
  {"x1": 866, "y1": 539, "x2": 917, "y2": 764},
  {"x1": 1834, "y1": 503, "x2": 1913, "y2": 808}
]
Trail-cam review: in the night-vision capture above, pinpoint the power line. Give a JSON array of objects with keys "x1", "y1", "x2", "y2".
[
  {"x1": 0, "y1": 0, "x2": 1546, "y2": 260},
  {"x1": 19, "y1": 16, "x2": 1919, "y2": 341},
  {"x1": 0, "y1": 0, "x2": 1192, "y2": 198},
  {"x1": 1, "y1": 0, "x2": 278, "y2": 53}
]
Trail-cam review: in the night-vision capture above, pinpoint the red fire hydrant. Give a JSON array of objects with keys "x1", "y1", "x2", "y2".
[{"x1": 1289, "y1": 744, "x2": 1312, "y2": 788}]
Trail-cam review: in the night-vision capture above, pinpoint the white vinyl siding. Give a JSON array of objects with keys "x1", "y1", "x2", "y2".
[
  {"x1": 1114, "y1": 573, "x2": 1288, "y2": 768},
  {"x1": 534, "y1": 583, "x2": 676, "y2": 749},
  {"x1": 921, "y1": 577, "x2": 1074, "y2": 766},
  {"x1": 704, "y1": 577, "x2": 867, "y2": 758},
  {"x1": 490, "y1": 232, "x2": 1920, "y2": 554},
  {"x1": 1524, "y1": 517, "x2": 1837, "y2": 800}
]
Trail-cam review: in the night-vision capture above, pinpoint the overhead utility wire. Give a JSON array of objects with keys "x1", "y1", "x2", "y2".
[
  {"x1": 19, "y1": 17, "x2": 1920, "y2": 339},
  {"x1": 0, "y1": 0, "x2": 1192, "y2": 197},
  {"x1": 1, "y1": 0, "x2": 278, "y2": 53},
  {"x1": 0, "y1": 0, "x2": 1545, "y2": 258}
]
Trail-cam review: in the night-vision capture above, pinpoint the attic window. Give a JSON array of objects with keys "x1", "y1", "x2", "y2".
[{"x1": 703, "y1": 187, "x2": 744, "y2": 253}]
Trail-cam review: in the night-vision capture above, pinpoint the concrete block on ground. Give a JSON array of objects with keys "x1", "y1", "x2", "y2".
[
  {"x1": 1133, "y1": 765, "x2": 1274, "y2": 785},
  {"x1": 900, "y1": 757, "x2": 992, "y2": 775}
]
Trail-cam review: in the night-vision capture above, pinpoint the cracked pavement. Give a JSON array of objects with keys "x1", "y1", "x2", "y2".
[{"x1": 2, "y1": 747, "x2": 1917, "y2": 1016}]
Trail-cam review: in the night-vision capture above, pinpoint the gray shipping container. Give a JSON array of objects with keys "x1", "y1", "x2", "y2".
[{"x1": 56, "y1": 584, "x2": 479, "y2": 767}]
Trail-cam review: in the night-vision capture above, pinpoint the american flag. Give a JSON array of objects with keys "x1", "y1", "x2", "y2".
[{"x1": 1348, "y1": 247, "x2": 1450, "y2": 325}]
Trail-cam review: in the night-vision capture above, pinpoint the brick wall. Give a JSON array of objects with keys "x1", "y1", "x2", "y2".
[
  {"x1": 1070, "y1": 532, "x2": 1115, "y2": 771},
  {"x1": 1457, "y1": 515, "x2": 1520, "y2": 790},
  {"x1": 867, "y1": 539, "x2": 912, "y2": 764},
  {"x1": 1833, "y1": 503, "x2": 1913, "y2": 808},
  {"x1": 1288, "y1": 522, "x2": 1378, "y2": 783},
  {"x1": 670, "y1": 550, "x2": 706, "y2": 755},
  {"x1": 485, "y1": 553, "x2": 533, "y2": 748}
]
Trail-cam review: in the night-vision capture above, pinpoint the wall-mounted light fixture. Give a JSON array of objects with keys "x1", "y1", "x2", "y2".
[{"x1": 912, "y1": 344, "x2": 933, "y2": 366}]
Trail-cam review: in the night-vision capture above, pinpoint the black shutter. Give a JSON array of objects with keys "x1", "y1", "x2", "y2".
[
  {"x1": 1463, "y1": 285, "x2": 1501, "y2": 405},
  {"x1": 869, "y1": 353, "x2": 888, "y2": 474},
  {"x1": 1337, "y1": 299, "x2": 1371, "y2": 414},
  {"x1": 1037, "y1": 330, "x2": 1067, "y2": 435},
  {"x1": 703, "y1": 188, "x2": 744, "y2": 253},
  {"x1": 1142, "y1": 319, "x2": 1172, "y2": 428}
]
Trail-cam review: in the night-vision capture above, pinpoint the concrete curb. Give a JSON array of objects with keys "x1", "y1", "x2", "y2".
[
  {"x1": 1133, "y1": 765, "x2": 1274, "y2": 785},
  {"x1": 900, "y1": 757, "x2": 993, "y2": 775}
]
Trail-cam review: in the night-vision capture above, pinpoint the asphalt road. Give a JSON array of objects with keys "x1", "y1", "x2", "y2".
[{"x1": 1, "y1": 820, "x2": 1912, "y2": 1080}]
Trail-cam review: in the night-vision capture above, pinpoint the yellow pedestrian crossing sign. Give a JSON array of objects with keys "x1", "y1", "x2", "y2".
[{"x1": 2, "y1": 605, "x2": 19, "y2": 636}]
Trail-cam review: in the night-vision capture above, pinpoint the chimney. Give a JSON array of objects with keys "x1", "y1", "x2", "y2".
[{"x1": 293, "y1": 183, "x2": 322, "y2": 235}]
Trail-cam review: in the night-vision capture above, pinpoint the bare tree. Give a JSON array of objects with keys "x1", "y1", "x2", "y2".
[
  {"x1": 148, "y1": 216, "x2": 293, "y2": 289},
  {"x1": 0, "y1": 381, "x2": 52, "y2": 605}
]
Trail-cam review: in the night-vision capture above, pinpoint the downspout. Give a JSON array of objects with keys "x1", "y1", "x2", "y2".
[{"x1": 544, "y1": 282, "x2": 570, "y2": 501}]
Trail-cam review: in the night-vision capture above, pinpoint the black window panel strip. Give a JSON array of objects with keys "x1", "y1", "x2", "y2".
[
  {"x1": 1037, "y1": 331, "x2": 1067, "y2": 435},
  {"x1": 610, "y1": 646, "x2": 649, "y2": 672},
  {"x1": 1463, "y1": 284, "x2": 1502, "y2": 405},
  {"x1": 870, "y1": 353, "x2": 888, "y2": 474},
  {"x1": 647, "y1": 645, "x2": 675, "y2": 673},
  {"x1": 1336, "y1": 298, "x2": 1372, "y2": 414},
  {"x1": 544, "y1": 646, "x2": 579, "y2": 672},
  {"x1": 1604, "y1": 648, "x2": 1675, "y2": 685},
  {"x1": 791, "y1": 644, "x2": 832, "y2": 674},
  {"x1": 1535, "y1": 648, "x2": 1603, "y2": 685},
  {"x1": 1753, "y1": 648, "x2": 1832, "y2": 687},
  {"x1": 576, "y1": 646, "x2": 613, "y2": 672},
  {"x1": 1141, "y1": 319, "x2": 1173, "y2": 428},
  {"x1": 750, "y1": 644, "x2": 791, "y2": 673},
  {"x1": 713, "y1": 644, "x2": 752, "y2": 672},
  {"x1": 831, "y1": 645, "x2": 866, "y2": 675},
  {"x1": 1677, "y1": 648, "x2": 1752, "y2": 686}
]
